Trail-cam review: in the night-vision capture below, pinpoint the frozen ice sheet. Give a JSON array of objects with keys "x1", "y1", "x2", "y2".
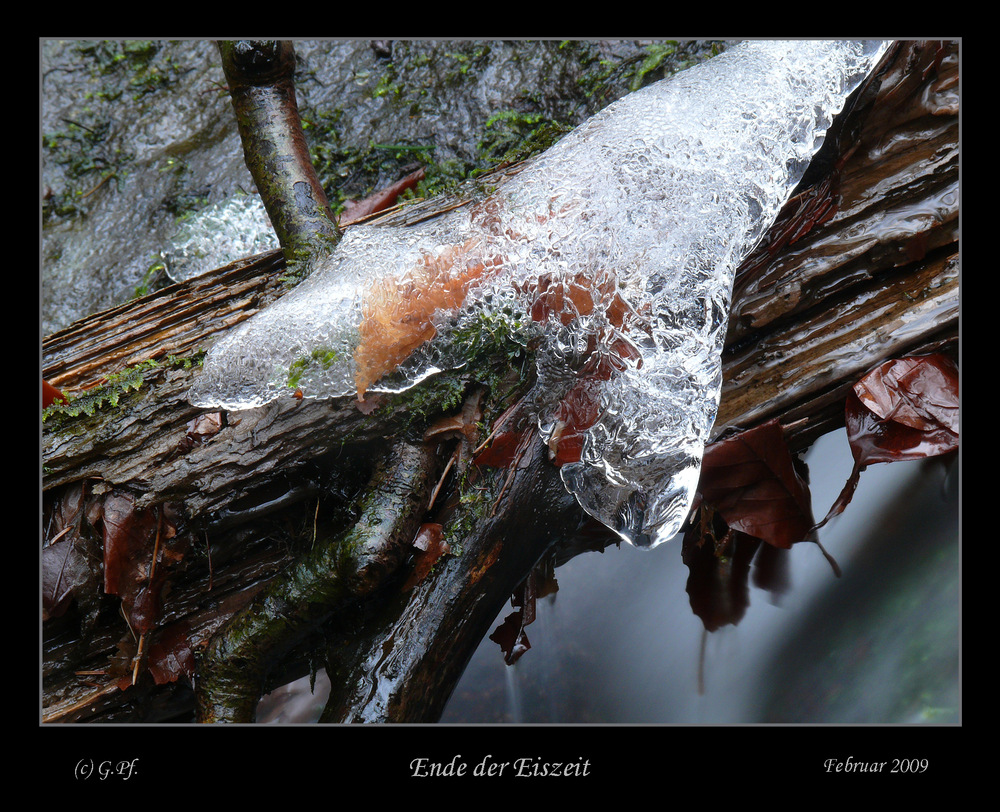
[
  {"x1": 190, "y1": 40, "x2": 890, "y2": 548},
  {"x1": 164, "y1": 193, "x2": 279, "y2": 283}
]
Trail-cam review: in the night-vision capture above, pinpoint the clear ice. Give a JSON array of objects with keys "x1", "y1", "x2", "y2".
[
  {"x1": 190, "y1": 40, "x2": 890, "y2": 549},
  {"x1": 163, "y1": 194, "x2": 279, "y2": 283}
]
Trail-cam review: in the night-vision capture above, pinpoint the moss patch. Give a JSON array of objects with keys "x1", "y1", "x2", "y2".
[{"x1": 43, "y1": 354, "x2": 203, "y2": 426}]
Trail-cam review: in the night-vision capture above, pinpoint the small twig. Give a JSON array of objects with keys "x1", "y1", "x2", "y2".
[
  {"x1": 132, "y1": 513, "x2": 163, "y2": 685},
  {"x1": 473, "y1": 396, "x2": 525, "y2": 456},
  {"x1": 204, "y1": 530, "x2": 214, "y2": 591},
  {"x1": 427, "y1": 446, "x2": 459, "y2": 512},
  {"x1": 79, "y1": 173, "x2": 114, "y2": 200},
  {"x1": 45, "y1": 526, "x2": 72, "y2": 546}
]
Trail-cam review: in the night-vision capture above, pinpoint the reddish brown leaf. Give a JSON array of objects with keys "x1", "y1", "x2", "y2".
[
  {"x1": 696, "y1": 419, "x2": 814, "y2": 549},
  {"x1": 403, "y1": 523, "x2": 450, "y2": 590},
  {"x1": 474, "y1": 428, "x2": 536, "y2": 469},
  {"x1": 42, "y1": 378, "x2": 66, "y2": 408},
  {"x1": 42, "y1": 484, "x2": 104, "y2": 621},
  {"x1": 682, "y1": 505, "x2": 794, "y2": 633},
  {"x1": 424, "y1": 391, "x2": 484, "y2": 445},
  {"x1": 489, "y1": 611, "x2": 531, "y2": 665},
  {"x1": 849, "y1": 353, "x2": 958, "y2": 462},
  {"x1": 819, "y1": 353, "x2": 959, "y2": 526},
  {"x1": 681, "y1": 515, "x2": 758, "y2": 631},
  {"x1": 339, "y1": 167, "x2": 426, "y2": 225},
  {"x1": 488, "y1": 562, "x2": 557, "y2": 665},
  {"x1": 147, "y1": 623, "x2": 196, "y2": 685},
  {"x1": 42, "y1": 537, "x2": 98, "y2": 620},
  {"x1": 547, "y1": 377, "x2": 604, "y2": 466},
  {"x1": 101, "y1": 492, "x2": 189, "y2": 634},
  {"x1": 101, "y1": 492, "x2": 159, "y2": 599}
]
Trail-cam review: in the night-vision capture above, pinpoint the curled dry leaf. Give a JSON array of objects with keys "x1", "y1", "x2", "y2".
[
  {"x1": 174, "y1": 411, "x2": 225, "y2": 455},
  {"x1": 818, "y1": 353, "x2": 959, "y2": 527},
  {"x1": 424, "y1": 388, "x2": 485, "y2": 446},
  {"x1": 488, "y1": 560, "x2": 557, "y2": 665},
  {"x1": 489, "y1": 611, "x2": 531, "y2": 665},
  {"x1": 696, "y1": 418, "x2": 815, "y2": 549}
]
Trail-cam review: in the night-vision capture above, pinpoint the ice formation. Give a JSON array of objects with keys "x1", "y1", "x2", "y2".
[
  {"x1": 164, "y1": 194, "x2": 279, "y2": 283},
  {"x1": 190, "y1": 40, "x2": 890, "y2": 548}
]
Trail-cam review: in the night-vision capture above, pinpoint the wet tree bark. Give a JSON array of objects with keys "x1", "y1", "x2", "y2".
[{"x1": 41, "y1": 40, "x2": 957, "y2": 723}]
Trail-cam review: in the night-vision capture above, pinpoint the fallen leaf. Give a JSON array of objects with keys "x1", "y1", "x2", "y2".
[
  {"x1": 42, "y1": 536, "x2": 99, "y2": 620},
  {"x1": 339, "y1": 167, "x2": 426, "y2": 226},
  {"x1": 682, "y1": 507, "x2": 792, "y2": 633},
  {"x1": 353, "y1": 237, "x2": 494, "y2": 400},
  {"x1": 489, "y1": 611, "x2": 531, "y2": 665},
  {"x1": 851, "y1": 353, "x2": 958, "y2": 450},
  {"x1": 42, "y1": 483, "x2": 104, "y2": 621},
  {"x1": 474, "y1": 427, "x2": 537, "y2": 469},
  {"x1": 818, "y1": 353, "x2": 959, "y2": 526},
  {"x1": 403, "y1": 523, "x2": 450, "y2": 590},
  {"x1": 682, "y1": 515, "x2": 758, "y2": 631},
  {"x1": 488, "y1": 560, "x2": 556, "y2": 665},
  {"x1": 43, "y1": 378, "x2": 66, "y2": 408},
  {"x1": 696, "y1": 419, "x2": 815, "y2": 549},
  {"x1": 147, "y1": 622, "x2": 196, "y2": 685},
  {"x1": 101, "y1": 492, "x2": 189, "y2": 635}
]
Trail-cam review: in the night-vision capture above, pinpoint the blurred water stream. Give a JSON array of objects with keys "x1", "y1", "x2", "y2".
[
  {"x1": 441, "y1": 428, "x2": 959, "y2": 723},
  {"x1": 258, "y1": 429, "x2": 959, "y2": 724}
]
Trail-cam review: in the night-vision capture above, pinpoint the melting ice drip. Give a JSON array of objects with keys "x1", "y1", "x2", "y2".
[{"x1": 190, "y1": 40, "x2": 890, "y2": 549}]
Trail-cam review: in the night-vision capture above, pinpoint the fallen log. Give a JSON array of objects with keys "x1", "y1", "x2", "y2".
[{"x1": 41, "y1": 40, "x2": 957, "y2": 723}]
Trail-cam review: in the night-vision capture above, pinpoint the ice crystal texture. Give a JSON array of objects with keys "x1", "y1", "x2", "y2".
[
  {"x1": 164, "y1": 194, "x2": 279, "y2": 283},
  {"x1": 191, "y1": 40, "x2": 889, "y2": 548}
]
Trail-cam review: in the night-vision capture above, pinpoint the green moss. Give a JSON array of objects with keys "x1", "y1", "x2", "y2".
[
  {"x1": 387, "y1": 374, "x2": 470, "y2": 430},
  {"x1": 42, "y1": 360, "x2": 156, "y2": 423},
  {"x1": 42, "y1": 354, "x2": 203, "y2": 425},
  {"x1": 42, "y1": 117, "x2": 131, "y2": 220},
  {"x1": 286, "y1": 346, "x2": 341, "y2": 389},
  {"x1": 42, "y1": 40, "x2": 189, "y2": 223},
  {"x1": 301, "y1": 105, "x2": 432, "y2": 218},
  {"x1": 132, "y1": 258, "x2": 168, "y2": 299},
  {"x1": 449, "y1": 301, "x2": 532, "y2": 365},
  {"x1": 473, "y1": 110, "x2": 574, "y2": 173},
  {"x1": 573, "y1": 40, "x2": 726, "y2": 105},
  {"x1": 378, "y1": 299, "x2": 533, "y2": 432},
  {"x1": 443, "y1": 465, "x2": 504, "y2": 554},
  {"x1": 74, "y1": 40, "x2": 183, "y2": 100}
]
